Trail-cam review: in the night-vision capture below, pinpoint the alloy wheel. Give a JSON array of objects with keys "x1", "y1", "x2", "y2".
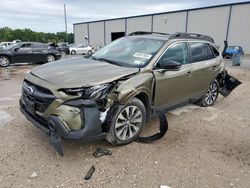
[
  {"x1": 114, "y1": 105, "x2": 143, "y2": 140},
  {"x1": 0, "y1": 57, "x2": 10, "y2": 67},
  {"x1": 47, "y1": 55, "x2": 55, "y2": 62},
  {"x1": 204, "y1": 82, "x2": 218, "y2": 105}
]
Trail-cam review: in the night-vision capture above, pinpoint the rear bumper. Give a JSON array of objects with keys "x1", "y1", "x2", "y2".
[
  {"x1": 55, "y1": 54, "x2": 62, "y2": 60},
  {"x1": 20, "y1": 99, "x2": 106, "y2": 142}
]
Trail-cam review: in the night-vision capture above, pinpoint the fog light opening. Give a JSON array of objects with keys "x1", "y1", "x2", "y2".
[{"x1": 48, "y1": 119, "x2": 56, "y2": 132}]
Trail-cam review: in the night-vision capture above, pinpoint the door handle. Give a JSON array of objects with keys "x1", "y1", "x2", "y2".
[{"x1": 186, "y1": 71, "x2": 192, "y2": 77}]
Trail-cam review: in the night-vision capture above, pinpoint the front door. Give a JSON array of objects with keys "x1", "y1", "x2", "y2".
[
  {"x1": 13, "y1": 43, "x2": 33, "y2": 63},
  {"x1": 153, "y1": 42, "x2": 194, "y2": 109}
]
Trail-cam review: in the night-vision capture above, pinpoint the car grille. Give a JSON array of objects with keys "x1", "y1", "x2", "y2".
[{"x1": 22, "y1": 80, "x2": 55, "y2": 113}]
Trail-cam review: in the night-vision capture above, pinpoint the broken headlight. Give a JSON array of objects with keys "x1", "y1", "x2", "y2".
[
  {"x1": 61, "y1": 84, "x2": 111, "y2": 100},
  {"x1": 85, "y1": 84, "x2": 111, "y2": 100}
]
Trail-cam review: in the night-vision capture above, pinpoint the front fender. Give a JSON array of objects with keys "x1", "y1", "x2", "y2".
[
  {"x1": 116, "y1": 72, "x2": 154, "y2": 104},
  {"x1": 0, "y1": 51, "x2": 13, "y2": 60}
]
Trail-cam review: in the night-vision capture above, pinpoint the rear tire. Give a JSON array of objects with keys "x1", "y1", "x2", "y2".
[
  {"x1": 60, "y1": 50, "x2": 66, "y2": 57},
  {"x1": 106, "y1": 98, "x2": 146, "y2": 145},
  {"x1": 197, "y1": 80, "x2": 219, "y2": 107},
  {"x1": 71, "y1": 50, "x2": 76, "y2": 55},
  {"x1": 0, "y1": 56, "x2": 10, "y2": 67},
  {"x1": 46, "y1": 54, "x2": 55, "y2": 63}
]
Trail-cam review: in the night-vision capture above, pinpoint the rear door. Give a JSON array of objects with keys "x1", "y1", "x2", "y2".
[
  {"x1": 188, "y1": 42, "x2": 221, "y2": 96},
  {"x1": 153, "y1": 42, "x2": 194, "y2": 109},
  {"x1": 32, "y1": 43, "x2": 47, "y2": 62},
  {"x1": 77, "y1": 44, "x2": 87, "y2": 54}
]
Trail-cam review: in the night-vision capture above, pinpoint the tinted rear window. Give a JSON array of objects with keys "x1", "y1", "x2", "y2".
[
  {"x1": 32, "y1": 43, "x2": 46, "y2": 48},
  {"x1": 211, "y1": 45, "x2": 220, "y2": 57},
  {"x1": 189, "y1": 42, "x2": 214, "y2": 63}
]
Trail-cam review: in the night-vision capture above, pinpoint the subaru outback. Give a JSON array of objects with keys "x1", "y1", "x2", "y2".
[{"x1": 20, "y1": 32, "x2": 241, "y2": 155}]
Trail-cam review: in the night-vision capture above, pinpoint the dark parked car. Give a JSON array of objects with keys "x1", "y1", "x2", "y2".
[
  {"x1": 0, "y1": 42, "x2": 61, "y2": 67},
  {"x1": 49, "y1": 43, "x2": 70, "y2": 57}
]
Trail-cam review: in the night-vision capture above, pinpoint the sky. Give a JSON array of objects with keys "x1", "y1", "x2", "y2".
[{"x1": 0, "y1": 0, "x2": 248, "y2": 33}]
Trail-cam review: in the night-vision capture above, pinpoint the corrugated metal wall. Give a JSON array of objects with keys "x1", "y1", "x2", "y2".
[
  {"x1": 73, "y1": 3, "x2": 250, "y2": 53},
  {"x1": 126, "y1": 16, "x2": 152, "y2": 34},
  {"x1": 227, "y1": 4, "x2": 250, "y2": 54},
  {"x1": 74, "y1": 24, "x2": 88, "y2": 45},
  {"x1": 153, "y1": 11, "x2": 186, "y2": 33},
  {"x1": 88, "y1": 22, "x2": 105, "y2": 48},
  {"x1": 187, "y1": 6, "x2": 230, "y2": 50},
  {"x1": 105, "y1": 19, "x2": 126, "y2": 44}
]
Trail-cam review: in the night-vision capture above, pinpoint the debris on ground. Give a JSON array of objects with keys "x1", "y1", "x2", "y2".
[
  {"x1": 84, "y1": 165, "x2": 95, "y2": 180},
  {"x1": 92, "y1": 148, "x2": 112, "y2": 158},
  {"x1": 160, "y1": 185, "x2": 171, "y2": 188},
  {"x1": 30, "y1": 171, "x2": 38, "y2": 178}
]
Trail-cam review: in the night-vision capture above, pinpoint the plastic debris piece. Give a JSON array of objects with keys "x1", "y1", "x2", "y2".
[
  {"x1": 160, "y1": 185, "x2": 171, "y2": 188},
  {"x1": 30, "y1": 171, "x2": 38, "y2": 178},
  {"x1": 92, "y1": 148, "x2": 112, "y2": 158},
  {"x1": 84, "y1": 165, "x2": 95, "y2": 180}
]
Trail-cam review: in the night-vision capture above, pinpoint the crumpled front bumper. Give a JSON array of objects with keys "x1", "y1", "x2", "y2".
[{"x1": 20, "y1": 99, "x2": 106, "y2": 156}]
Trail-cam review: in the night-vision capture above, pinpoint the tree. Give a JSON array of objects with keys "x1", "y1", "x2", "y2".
[{"x1": 0, "y1": 27, "x2": 74, "y2": 44}]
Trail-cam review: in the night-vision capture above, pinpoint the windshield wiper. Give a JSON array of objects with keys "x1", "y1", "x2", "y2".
[
  {"x1": 91, "y1": 56, "x2": 99, "y2": 61},
  {"x1": 93, "y1": 57, "x2": 121, "y2": 66}
]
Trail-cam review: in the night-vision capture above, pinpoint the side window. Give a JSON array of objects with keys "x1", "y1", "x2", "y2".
[
  {"x1": 156, "y1": 42, "x2": 188, "y2": 68},
  {"x1": 78, "y1": 45, "x2": 85, "y2": 48},
  {"x1": 21, "y1": 43, "x2": 31, "y2": 48},
  {"x1": 210, "y1": 45, "x2": 220, "y2": 57},
  {"x1": 189, "y1": 42, "x2": 214, "y2": 62},
  {"x1": 19, "y1": 43, "x2": 32, "y2": 51},
  {"x1": 32, "y1": 43, "x2": 44, "y2": 49}
]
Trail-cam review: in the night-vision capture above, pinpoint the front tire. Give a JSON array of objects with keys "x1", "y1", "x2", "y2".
[
  {"x1": 0, "y1": 56, "x2": 10, "y2": 67},
  {"x1": 106, "y1": 98, "x2": 146, "y2": 145},
  {"x1": 87, "y1": 50, "x2": 92, "y2": 55},
  {"x1": 198, "y1": 80, "x2": 219, "y2": 107},
  {"x1": 71, "y1": 50, "x2": 76, "y2": 55}
]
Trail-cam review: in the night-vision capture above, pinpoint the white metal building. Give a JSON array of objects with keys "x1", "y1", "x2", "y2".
[{"x1": 73, "y1": 2, "x2": 250, "y2": 54}]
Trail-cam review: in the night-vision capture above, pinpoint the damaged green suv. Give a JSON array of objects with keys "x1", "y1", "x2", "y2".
[{"x1": 20, "y1": 32, "x2": 240, "y2": 155}]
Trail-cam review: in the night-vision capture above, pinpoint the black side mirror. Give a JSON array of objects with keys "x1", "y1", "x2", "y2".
[
  {"x1": 14, "y1": 47, "x2": 20, "y2": 52},
  {"x1": 161, "y1": 59, "x2": 181, "y2": 71}
]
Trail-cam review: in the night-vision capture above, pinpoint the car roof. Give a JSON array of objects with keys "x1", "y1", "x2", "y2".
[
  {"x1": 128, "y1": 31, "x2": 215, "y2": 43},
  {"x1": 19, "y1": 42, "x2": 45, "y2": 45},
  {"x1": 129, "y1": 34, "x2": 169, "y2": 41}
]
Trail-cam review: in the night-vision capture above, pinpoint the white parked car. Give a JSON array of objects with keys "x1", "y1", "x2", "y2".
[{"x1": 70, "y1": 44, "x2": 94, "y2": 55}]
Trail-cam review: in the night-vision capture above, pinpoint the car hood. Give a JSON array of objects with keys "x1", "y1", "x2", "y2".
[
  {"x1": 0, "y1": 49, "x2": 10, "y2": 53},
  {"x1": 31, "y1": 57, "x2": 139, "y2": 88}
]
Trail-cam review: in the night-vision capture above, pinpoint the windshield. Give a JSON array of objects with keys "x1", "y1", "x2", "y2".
[
  {"x1": 92, "y1": 36, "x2": 165, "y2": 67},
  {"x1": 3, "y1": 43, "x2": 19, "y2": 50}
]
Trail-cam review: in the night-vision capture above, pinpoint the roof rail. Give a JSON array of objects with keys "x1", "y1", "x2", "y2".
[
  {"x1": 129, "y1": 31, "x2": 170, "y2": 36},
  {"x1": 169, "y1": 32, "x2": 215, "y2": 43}
]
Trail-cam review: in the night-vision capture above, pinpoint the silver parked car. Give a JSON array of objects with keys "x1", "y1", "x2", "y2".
[{"x1": 69, "y1": 44, "x2": 94, "y2": 55}]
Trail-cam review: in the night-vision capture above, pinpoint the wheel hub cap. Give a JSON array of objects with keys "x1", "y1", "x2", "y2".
[
  {"x1": 48, "y1": 56, "x2": 55, "y2": 62},
  {"x1": 205, "y1": 82, "x2": 218, "y2": 105},
  {"x1": 114, "y1": 106, "x2": 142, "y2": 141},
  {"x1": 0, "y1": 57, "x2": 8, "y2": 66}
]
